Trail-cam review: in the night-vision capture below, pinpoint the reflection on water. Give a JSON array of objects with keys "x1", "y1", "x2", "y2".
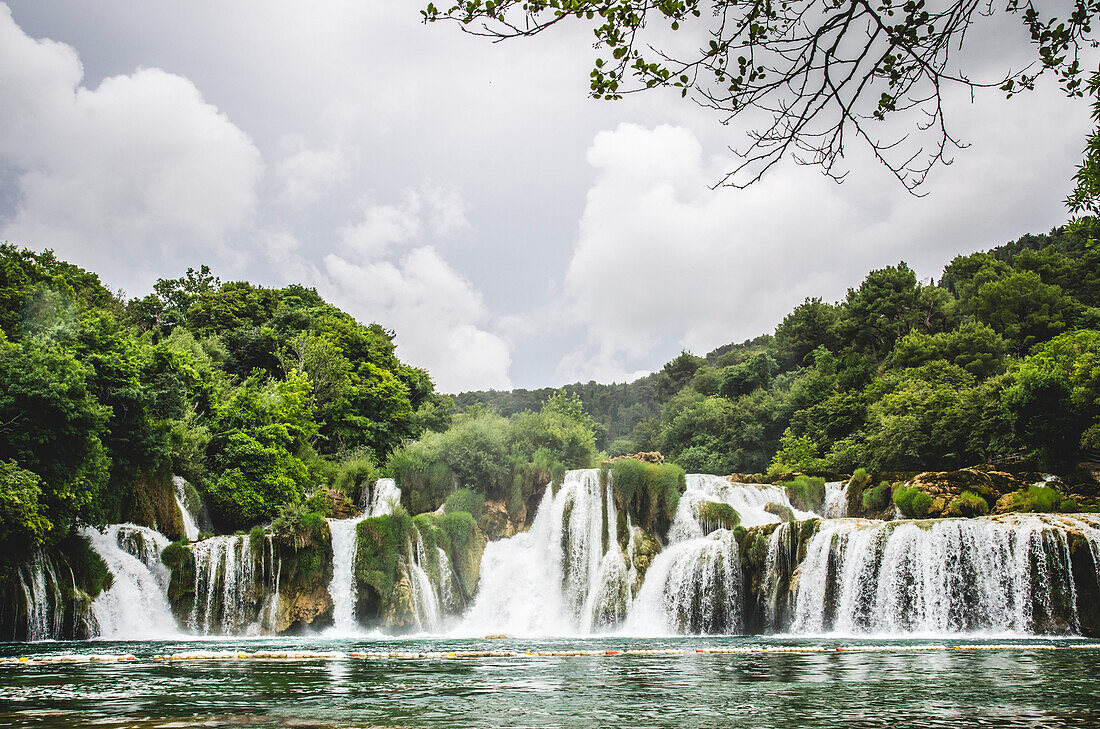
[{"x1": 2, "y1": 637, "x2": 1100, "y2": 728}]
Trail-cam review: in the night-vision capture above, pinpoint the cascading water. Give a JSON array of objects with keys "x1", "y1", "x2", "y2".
[
  {"x1": 83, "y1": 525, "x2": 178, "y2": 639},
  {"x1": 822, "y1": 481, "x2": 848, "y2": 519},
  {"x1": 460, "y1": 469, "x2": 623, "y2": 635},
  {"x1": 16, "y1": 552, "x2": 65, "y2": 641},
  {"x1": 626, "y1": 530, "x2": 741, "y2": 635},
  {"x1": 670, "y1": 475, "x2": 814, "y2": 541},
  {"x1": 625, "y1": 475, "x2": 748, "y2": 635},
  {"x1": 189, "y1": 534, "x2": 277, "y2": 635},
  {"x1": 173, "y1": 475, "x2": 201, "y2": 541},
  {"x1": 407, "y1": 533, "x2": 444, "y2": 632},
  {"x1": 788, "y1": 514, "x2": 1100, "y2": 635},
  {"x1": 327, "y1": 515, "x2": 368, "y2": 634},
  {"x1": 361, "y1": 478, "x2": 401, "y2": 517}
]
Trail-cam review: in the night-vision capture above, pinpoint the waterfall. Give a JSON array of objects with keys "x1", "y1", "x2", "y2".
[
  {"x1": 360, "y1": 478, "x2": 401, "y2": 517},
  {"x1": 326, "y1": 515, "x2": 368, "y2": 634},
  {"x1": 173, "y1": 476, "x2": 200, "y2": 541},
  {"x1": 788, "y1": 514, "x2": 1099, "y2": 635},
  {"x1": 759, "y1": 521, "x2": 797, "y2": 631},
  {"x1": 407, "y1": 532, "x2": 443, "y2": 632},
  {"x1": 189, "y1": 534, "x2": 275, "y2": 635},
  {"x1": 436, "y1": 547, "x2": 462, "y2": 613},
  {"x1": 460, "y1": 469, "x2": 621, "y2": 635},
  {"x1": 626, "y1": 529, "x2": 742, "y2": 635},
  {"x1": 17, "y1": 551, "x2": 64, "y2": 641},
  {"x1": 83, "y1": 525, "x2": 178, "y2": 639},
  {"x1": 822, "y1": 481, "x2": 848, "y2": 519},
  {"x1": 670, "y1": 475, "x2": 814, "y2": 542}
]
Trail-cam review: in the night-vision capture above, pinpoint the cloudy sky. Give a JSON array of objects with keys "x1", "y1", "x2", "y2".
[{"x1": 0, "y1": 2, "x2": 1093, "y2": 392}]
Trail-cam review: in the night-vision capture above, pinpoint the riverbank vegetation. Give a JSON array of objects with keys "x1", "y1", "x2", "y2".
[
  {"x1": 0, "y1": 247, "x2": 446, "y2": 571},
  {"x1": 460, "y1": 227, "x2": 1100, "y2": 486}
]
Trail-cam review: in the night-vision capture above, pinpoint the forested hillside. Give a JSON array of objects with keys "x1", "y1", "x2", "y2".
[
  {"x1": 0, "y1": 247, "x2": 450, "y2": 570},
  {"x1": 458, "y1": 227, "x2": 1100, "y2": 482}
]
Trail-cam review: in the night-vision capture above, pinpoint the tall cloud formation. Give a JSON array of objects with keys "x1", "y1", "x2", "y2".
[
  {"x1": 0, "y1": 4, "x2": 262, "y2": 295},
  {"x1": 267, "y1": 184, "x2": 512, "y2": 393},
  {"x1": 557, "y1": 106, "x2": 1087, "y2": 383}
]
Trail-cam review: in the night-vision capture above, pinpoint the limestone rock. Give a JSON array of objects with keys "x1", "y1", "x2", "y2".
[
  {"x1": 608, "y1": 451, "x2": 665, "y2": 464},
  {"x1": 275, "y1": 585, "x2": 333, "y2": 633}
]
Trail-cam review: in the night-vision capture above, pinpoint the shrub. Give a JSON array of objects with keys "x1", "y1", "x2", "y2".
[
  {"x1": 782, "y1": 475, "x2": 826, "y2": 512},
  {"x1": 1009, "y1": 484, "x2": 1076, "y2": 513},
  {"x1": 444, "y1": 488, "x2": 484, "y2": 519},
  {"x1": 861, "y1": 481, "x2": 892, "y2": 511},
  {"x1": 947, "y1": 490, "x2": 989, "y2": 517},
  {"x1": 355, "y1": 511, "x2": 413, "y2": 600},
  {"x1": 763, "y1": 502, "x2": 795, "y2": 522},
  {"x1": 161, "y1": 540, "x2": 192, "y2": 571},
  {"x1": 695, "y1": 501, "x2": 740, "y2": 533},
  {"x1": 893, "y1": 486, "x2": 933, "y2": 518},
  {"x1": 332, "y1": 454, "x2": 378, "y2": 501},
  {"x1": 61, "y1": 533, "x2": 113, "y2": 597},
  {"x1": 606, "y1": 459, "x2": 685, "y2": 533}
]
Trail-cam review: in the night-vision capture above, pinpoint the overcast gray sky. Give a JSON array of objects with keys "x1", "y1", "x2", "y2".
[{"x1": 0, "y1": 1, "x2": 1093, "y2": 392}]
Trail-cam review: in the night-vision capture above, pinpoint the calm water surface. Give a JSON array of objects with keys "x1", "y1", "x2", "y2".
[{"x1": 2, "y1": 636, "x2": 1099, "y2": 728}]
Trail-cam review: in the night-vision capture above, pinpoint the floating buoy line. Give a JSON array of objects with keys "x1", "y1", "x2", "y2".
[{"x1": 2, "y1": 643, "x2": 1100, "y2": 666}]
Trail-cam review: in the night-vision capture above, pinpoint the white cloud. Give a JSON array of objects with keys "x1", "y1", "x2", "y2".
[
  {"x1": 556, "y1": 105, "x2": 1088, "y2": 382},
  {"x1": 263, "y1": 183, "x2": 510, "y2": 393},
  {"x1": 274, "y1": 136, "x2": 351, "y2": 207},
  {"x1": 337, "y1": 181, "x2": 471, "y2": 259},
  {"x1": 320, "y1": 244, "x2": 512, "y2": 392},
  {"x1": 0, "y1": 3, "x2": 262, "y2": 295}
]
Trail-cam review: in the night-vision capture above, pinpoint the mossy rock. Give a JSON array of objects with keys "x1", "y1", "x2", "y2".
[
  {"x1": 695, "y1": 501, "x2": 741, "y2": 534},
  {"x1": 781, "y1": 475, "x2": 826, "y2": 512},
  {"x1": 764, "y1": 502, "x2": 796, "y2": 522},
  {"x1": 602, "y1": 459, "x2": 685, "y2": 539},
  {"x1": 123, "y1": 473, "x2": 185, "y2": 541}
]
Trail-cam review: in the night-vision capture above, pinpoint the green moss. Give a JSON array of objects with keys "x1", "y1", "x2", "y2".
[
  {"x1": 444, "y1": 488, "x2": 485, "y2": 519},
  {"x1": 694, "y1": 501, "x2": 740, "y2": 534},
  {"x1": 1008, "y1": 484, "x2": 1077, "y2": 513},
  {"x1": 161, "y1": 540, "x2": 191, "y2": 571},
  {"x1": 59, "y1": 534, "x2": 112, "y2": 597},
  {"x1": 605, "y1": 459, "x2": 685, "y2": 537},
  {"x1": 947, "y1": 490, "x2": 990, "y2": 517},
  {"x1": 894, "y1": 486, "x2": 933, "y2": 518},
  {"x1": 861, "y1": 481, "x2": 892, "y2": 511},
  {"x1": 355, "y1": 511, "x2": 414, "y2": 601},
  {"x1": 781, "y1": 475, "x2": 826, "y2": 512},
  {"x1": 764, "y1": 501, "x2": 796, "y2": 522}
]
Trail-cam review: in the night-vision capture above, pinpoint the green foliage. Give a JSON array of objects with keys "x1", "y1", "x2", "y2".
[
  {"x1": 1008, "y1": 484, "x2": 1077, "y2": 513},
  {"x1": 160, "y1": 540, "x2": 192, "y2": 571},
  {"x1": 947, "y1": 490, "x2": 990, "y2": 517},
  {"x1": 355, "y1": 511, "x2": 413, "y2": 600},
  {"x1": 893, "y1": 486, "x2": 934, "y2": 518},
  {"x1": 389, "y1": 391, "x2": 597, "y2": 515},
  {"x1": 694, "y1": 501, "x2": 740, "y2": 533},
  {"x1": 781, "y1": 476, "x2": 826, "y2": 512},
  {"x1": 270, "y1": 501, "x2": 328, "y2": 550},
  {"x1": 607, "y1": 459, "x2": 684, "y2": 534},
  {"x1": 769, "y1": 429, "x2": 827, "y2": 477},
  {"x1": 0, "y1": 461, "x2": 51, "y2": 557},
  {"x1": 444, "y1": 488, "x2": 485, "y2": 519},
  {"x1": 331, "y1": 453, "x2": 378, "y2": 501},
  {"x1": 886, "y1": 321, "x2": 1009, "y2": 378},
  {"x1": 861, "y1": 481, "x2": 893, "y2": 511}
]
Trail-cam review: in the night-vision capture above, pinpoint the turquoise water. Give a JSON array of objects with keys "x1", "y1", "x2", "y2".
[{"x1": 2, "y1": 637, "x2": 1100, "y2": 728}]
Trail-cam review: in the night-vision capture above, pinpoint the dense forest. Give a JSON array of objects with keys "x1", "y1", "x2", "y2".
[
  {"x1": 0, "y1": 248, "x2": 453, "y2": 573},
  {"x1": 3, "y1": 222, "x2": 1100, "y2": 583},
  {"x1": 459, "y1": 227, "x2": 1100, "y2": 483}
]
